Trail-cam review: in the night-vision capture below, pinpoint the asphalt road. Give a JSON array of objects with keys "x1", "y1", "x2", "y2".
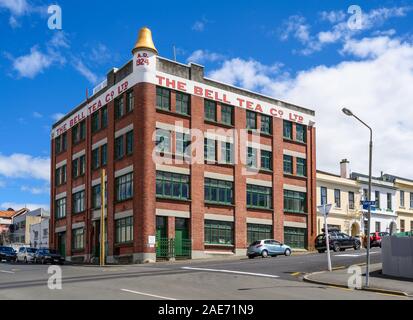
[{"x1": 0, "y1": 248, "x2": 408, "y2": 300}]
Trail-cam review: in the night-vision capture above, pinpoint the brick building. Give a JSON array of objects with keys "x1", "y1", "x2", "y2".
[{"x1": 50, "y1": 27, "x2": 317, "y2": 264}]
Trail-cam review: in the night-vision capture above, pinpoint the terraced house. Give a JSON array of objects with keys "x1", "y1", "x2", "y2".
[{"x1": 50, "y1": 27, "x2": 317, "y2": 264}]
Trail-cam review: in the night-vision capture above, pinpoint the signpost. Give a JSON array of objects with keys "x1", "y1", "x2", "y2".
[
  {"x1": 100, "y1": 169, "x2": 106, "y2": 267},
  {"x1": 318, "y1": 204, "x2": 333, "y2": 272}
]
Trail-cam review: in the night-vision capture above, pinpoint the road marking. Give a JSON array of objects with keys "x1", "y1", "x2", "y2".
[
  {"x1": 182, "y1": 267, "x2": 279, "y2": 278},
  {"x1": 336, "y1": 252, "x2": 380, "y2": 257},
  {"x1": 291, "y1": 272, "x2": 301, "y2": 276},
  {"x1": 121, "y1": 289, "x2": 177, "y2": 300},
  {"x1": 0, "y1": 270, "x2": 15, "y2": 274}
]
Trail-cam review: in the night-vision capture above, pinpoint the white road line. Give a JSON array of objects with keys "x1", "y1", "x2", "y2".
[
  {"x1": 0, "y1": 270, "x2": 15, "y2": 274},
  {"x1": 182, "y1": 267, "x2": 279, "y2": 278},
  {"x1": 120, "y1": 289, "x2": 177, "y2": 300},
  {"x1": 336, "y1": 252, "x2": 380, "y2": 257}
]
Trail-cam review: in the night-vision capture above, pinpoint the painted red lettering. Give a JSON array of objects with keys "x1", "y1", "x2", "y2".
[{"x1": 194, "y1": 86, "x2": 203, "y2": 96}]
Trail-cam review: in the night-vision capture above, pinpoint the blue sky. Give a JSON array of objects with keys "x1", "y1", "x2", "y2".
[{"x1": 1, "y1": 0, "x2": 413, "y2": 210}]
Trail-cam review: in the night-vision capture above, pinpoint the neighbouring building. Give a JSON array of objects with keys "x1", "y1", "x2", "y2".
[
  {"x1": 30, "y1": 218, "x2": 50, "y2": 249},
  {"x1": 0, "y1": 209, "x2": 16, "y2": 245},
  {"x1": 382, "y1": 174, "x2": 413, "y2": 233},
  {"x1": 351, "y1": 173, "x2": 398, "y2": 235},
  {"x1": 11, "y1": 208, "x2": 49, "y2": 245},
  {"x1": 50, "y1": 27, "x2": 317, "y2": 264},
  {"x1": 316, "y1": 160, "x2": 362, "y2": 237}
]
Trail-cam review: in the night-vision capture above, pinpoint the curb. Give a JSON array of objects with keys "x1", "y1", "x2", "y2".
[{"x1": 303, "y1": 272, "x2": 410, "y2": 297}]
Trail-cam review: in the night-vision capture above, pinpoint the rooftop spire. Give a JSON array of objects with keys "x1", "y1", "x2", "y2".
[{"x1": 132, "y1": 27, "x2": 158, "y2": 55}]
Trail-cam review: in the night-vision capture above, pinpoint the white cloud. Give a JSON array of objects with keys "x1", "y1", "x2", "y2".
[
  {"x1": 0, "y1": 202, "x2": 49, "y2": 211},
  {"x1": 280, "y1": 15, "x2": 311, "y2": 43},
  {"x1": 341, "y1": 36, "x2": 402, "y2": 58},
  {"x1": 72, "y1": 58, "x2": 98, "y2": 84},
  {"x1": 21, "y1": 185, "x2": 49, "y2": 195},
  {"x1": 192, "y1": 21, "x2": 205, "y2": 32},
  {"x1": 187, "y1": 50, "x2": 225, "y2": 64},
  {"x1": 0, "y1": 153, "x2": 50, "y2": 181},
  {"x1": 49, "y1": 32, "x2": 70, "y2": 49},
  {"x1": 320, "y1": 10, "x2": 346, "y2": 24},
  {"x1": 12, "y1": 47, "x2": 53, "y2": 78},
  {"x1": 32, "y1": 111, "x2": 43, "y2": 118},
  {"x1": 0, "y1": 0, "x2": 29, "y2": 16},
  {"x1": 209, "y1": 36, "x2": 413, "y2": 178},
  {"x1": 51, "y1": 113, "x2": 65, "y2": 121}
]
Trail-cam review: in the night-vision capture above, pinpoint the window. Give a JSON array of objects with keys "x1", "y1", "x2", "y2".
[
  {"x1": 261, "y1": 150, "x2": 272, "y2": 171},
  {"x1": 320, "y1": 187, "x2": 327, "y2": 205},
  {"x1": 101, "y1": 144, "x2": 107, "y2": 166},
  {"x1": 115, "y1": 136, "x2": 124, "y2": 160},
  {"x1": 410, "y1": 193, "x2": 413, "y2": 209},
  {"x1": 91, "y1": 112, "x2": 100, "y2": 133},
  {"x1": 176, "y1": 92, "x2": 190, "y2": 115},
  {"x1": 221, "y1": 104, "x2": 233, "y2": 125},
  {"x1": 284, "y1": 190, "x2": 307, "y2": 213},
  {"x1": 247, "y1": 147, "x2": 258, "y2": 168},
  {"x1": 363, "y1": 189, "x2": 369, "y2": 201},
  {"x1": 204, "y1": 220, "x2": 234, "y2": 245},
  {"x1": 101, "y1": 106, "x2": 108, "y2": 129},
  {"x1": 126, "y1": 131, "x2": 134, "y2": 155},
  {"x1": 375, "y1": 191, "x2": 381, "y2": 209},
  {"x1": 400, "y1": 220, "x2": 405, "y2": 233},
  {"x1": 92, "y1": 184, "x2": 107, "y2": 209},
  {"x1": 296, "y1": 158, "x2": 307, "y2": 177},
  {"x1": 92, "y1": 148, "x2": 100, "y2": 170},
  {"x1": 283, "y1": 155, "x2": 293, "y2": 174},
  {"x1": 116, "y1": 173, "x2": 133, "y2": 202},
  {"x1": 261, "y1": 115, "x2": 272, "y2": 134},
  {"x1": 283, "y1": 120, "x2": 292, "y2": 139},
  {"x1": 55, "y1": 165, "x2": 67, "y2": 186},
  {"x1": 296, "y1": 124, "x2": 307, "y2": 143},
  {"x1": 72, "y1": 228, "x2": 84, "y2": 250},
  {"x1": 204, "y1": 178, "x2": 233, "y2": 205},
  {"x1": 247, "y1": 185, "x2": 272, "y2": 209},
  {"x1": 411, "y1": 221, "x2": 413, "y2": 232},
  {"x1": 375, "y1": 222, "x2": 381, "y2": 232},
  {"x1": 156, "y1": 87, "x2": 170, "y2": 110},
  {"x1": 155, "y1": 129, "x2": 171, "y2": 153},
  {"x1": 72, "y1": 155, "x2": 85, "y2": 178},
  {"x1": 334, "y1": 189, "x2": 341, "y2": 208},
  {"x1": 400, "y1": 191, "x2": 405, "y2": 208},
  {"x1": 55, "y1": 133, "x2": 67, "y2": 154},
  {"x1": 116, "y1": 217, "x2": 134, "y2": 244},
  {"x1": 204, "y1": 139, "x2": 216, "y2": 162},
  {"x1": 246, "y1": 111, "x2": 257, "y2": 130},
  {"x1": 72, "y1": 121, "x2": 85, "y2": 144},
  {"x1": 115, "y1": 96, "x2": 124, "y2": 119},
  {"x1": 156, "y1": 171, "x2": 189, "y2": 200},
  {"x1": 284, "y1": 227, "x2": 307, "y2": 249},
  {"x1": 387, "y1": 193, "x2": 392, "y2": 210},
  {"x1": 221, "y1": 142, "x2": 234, "y2": 164},
  {"x1": 349, "y1": 192, "x2": 355, "y2": 210},
  {"x1": 247, "y1": 224, "x2": 272, "y2": 245},
  {"x1": 72, "y1": 190, "x2": 85, "y2": 214},
  {"x1": 204, "y1": 100, "x2": 216, "y2": 121},
  {"x1": 55, "y1": 198, "x2": 66, "y2": 219},
  {"x1": 126, "y1": 91, "x2": 134, "y2": 113},
  {"x1": 176, "y1": 132, "x2": 191, "y2": 157}
]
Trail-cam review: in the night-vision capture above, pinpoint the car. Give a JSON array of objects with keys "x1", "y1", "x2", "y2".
[
  {"x1": 16, "y1": 247, "x2": 37, "y2": 263},
  {"x1": 0, "y1": 246, "x2": 17, "y2": 263},
  {"x1": 363, "y1": 232, "x2": 389, "y2": 248},
  {"x1": 247, "y1": 239, "x2": 292, "y2": 259},
  {"x1": 34, "y1": 248, "x2": 65, "y2": 265},
  {"x1": 315, "y1": 231, "x2": 361, "y2": 253}
]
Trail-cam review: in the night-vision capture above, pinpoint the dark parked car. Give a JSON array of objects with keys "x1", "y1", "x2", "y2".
[
  {"x1": 315, "y1": 231, "x2": 361, "y2": 253},
  {"x1": 0, "y1": 246, "x2": 17, "y2": 262},
  {"x1": 34, "y1": 249, "x2": 65, "y2": 265},
  {"x1": 363, "y1": 232, "x2": 389, "y2": 248}
]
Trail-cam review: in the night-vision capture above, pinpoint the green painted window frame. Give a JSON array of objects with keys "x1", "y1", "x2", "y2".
[
  {"x1": 296, "y1": 124, "x2": 307, "y2": 143},
  {"x1": 91, "y1": 112, "x2": 100, "y2": 133},
  {"x1": 115, "y1": 136, "x2": 124, "y2": 160},
  {"x1": 247, "y1": 224, "x2": 273, "y2": 245},
  {"x1": 284, "y1": 227, "x2": 307, "y2": 249},
  {"x1": 246, "y1": 111, "x2": 257, "y2": 130},
  {"x1": 72, "y1": 228, "x2": 84, "y2": 250},
  {"x1": 156, "y1": 87, "x2": 171, "y2": 111},
  {"x1": 156, "y1": 171, "x2": 190, "y2": 200},
  {"x1": 176, "y1": 92, "x2": 190, "y2": 115},
  {"x1": 261, "y1": 150, "x2": 272, "y2": 171},
  {"x1": 204, "y1": 178, "x2": 234, "y2": 205},
  {"x1": 115, "y1": 96, "x2": 124, "y2": 119},
  {"x1": 72, "y1": 190, "x2": 85, "y2": 214},
  {"x1": 101, "y1": 106, "x2": 108, "y2": 128},
  {"x1": 284, "y1": 190, "x2": 307, "y2": 214},
  {"x1": 126, "y1": 91, "x2": 134, "y2": 113},
  {"x1": 55, "y1": 197, "x2": 66, "y2": 219},
  {"x1": 296, "y1": 157, "x2": 307, "y2": 177},
  {"x1": 283, "y1": 155, "x2": 293, "y2": 174},
  {"x1": 221, "y1": 104, "x2": 233, "y2": 125},
  {"x1": 221, "y1": 142, "x2": 234, "y2": 164},
  {"x1": 247, "y1": 147, "x2": 258, "y2": 168},
  {"x1": 101, "y1": 144, "x2": 107, "y2": 166},
  {"x1": 115, "y1": 173, "x2": 133, "y2": 202},
  {"x1": 155, "y1": 129, "x2": 171, "y2": 153},
  {"x1": 204, "y1": 100, "x2": 217, "y2": 122},
  {"x1": 204, "y1": 220, "x2": 234, "y2": 245},
  {"x1": 204, "y1": 138, "x2": 216, "y2": 162},
  {"x1": 247, "y1": 184, "x2": 272, "y2": 209},
  {"x1": 283, "y1": 120, "x2": 292, "y2": 139},
  {"x1": 126, "y1": 130, "x2": 134, "y2": 155},
  {"x1": 176, "y1": 132, "x2": 191, "y2": 157},
  {"x1": 260, "y1": 115, "x2": 272, "y2": 134},
  {"x1": 116, "y1": 216, "x2": 134, "y2": 244},
  {"x1": 92, "y1": 148, "x2": 100, "y2": 170}
]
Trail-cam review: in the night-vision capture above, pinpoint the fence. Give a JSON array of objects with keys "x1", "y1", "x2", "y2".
[{"x1": 156, "y1": 238, "x2": 191, "y2": 261}]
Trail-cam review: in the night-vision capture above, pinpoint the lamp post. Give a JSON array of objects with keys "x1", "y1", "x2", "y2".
[{"x1": 342, "y1": 107, "x2": 373, "y2": 288}]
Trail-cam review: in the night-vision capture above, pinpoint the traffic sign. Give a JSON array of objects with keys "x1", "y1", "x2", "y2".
[
  {"x1": 318, "y1": 204, "x2": 333, "y2": 216},
  {"x1": 362, "y1": 201, "x2": 376, "y2": 210}
]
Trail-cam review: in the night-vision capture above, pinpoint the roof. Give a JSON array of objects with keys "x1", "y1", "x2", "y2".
[
  {"x1": 0, "y1": 210, "x2": 16, "y2": 219},
  {"x1": 382, "y1": 174, "x2": 413, "y2": 184}
]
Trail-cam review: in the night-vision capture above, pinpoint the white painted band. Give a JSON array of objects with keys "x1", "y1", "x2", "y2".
[
  {"x1": 115, "y1": 124, "x2": 134, "y2": 138},
  {"x1": 247, "y1": 178, "x2": 273, "y2": 188},
  {"x1": 115, "y1": 165, "x2": 134, "y2": 178},
  {"x1": 156, "y1": 209, "x2": 190, "y2": 218},
  {"x1": 205, "y1": 172, "x2": 234, "y2": 182},
  {"x1": 156, "y1": 164, "x2": 190, "y2": 175},
  {"x1": 204, "y1": 214, "x2": 234, "y2": 222}
]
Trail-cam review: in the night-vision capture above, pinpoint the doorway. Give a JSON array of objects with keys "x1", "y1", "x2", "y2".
[
  {"x1": 57, "y1": 232, "x2": 66, "y2": 258},
  {"x1": 175, "y1": 218, "x2": 190, "y2": 259}
]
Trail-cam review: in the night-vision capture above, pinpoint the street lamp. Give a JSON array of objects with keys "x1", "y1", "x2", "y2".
[{"x1": 342, "y1": 107, "x2": 373, "y2": 288}]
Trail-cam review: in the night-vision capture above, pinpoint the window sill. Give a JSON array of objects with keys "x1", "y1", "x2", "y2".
[
  {"x1": 72, "y1": 211, "x2": 86, "y2": 215},
  {"x1": 284, "y1": 211, "x2": 308, "y2": 215},
  {"x1": 283, "y1": 138, "x2": 307, "y2": 146},
  {"x1": 156, "y1": 108, "x2": 191, "y2": 119},
  {"x1": 205, "y1": 202, "x2": 235, "y2": 208},
  {"x1": 204, "y1": 119, "x2": 234, "y2": 129},
  {"x1": 156, "y1": 197, "x2": 191, "y2": 203},
  {"x1": 114, "y1": 242, "x2": 133, "y2": 248},
  {"x1": 259, "y1": 131, "x2": 273, "y2": 138},
  {"x1": 115, "y1": 198, "x2": 133, "y2": 205},
  {"x1": 247, "y1": 207, "x2": 274, "y2": 212}
]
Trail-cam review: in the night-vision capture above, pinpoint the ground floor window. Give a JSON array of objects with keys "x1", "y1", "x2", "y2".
[
  {"x1": 204, "y1": 220, "x2": 234, "y2": 245},
  {"x1": 247, "y1": 224, "x2": 273, "y2": 245},
  {"x1": 115, "y1": 216, "x2": 133, "y2": 244},
  {"x1": 72, "y1": 228, "x2": 84, "y2": 250},
  {"x1": 284, "y1": 227, "x2": 307, "y2": 249}
]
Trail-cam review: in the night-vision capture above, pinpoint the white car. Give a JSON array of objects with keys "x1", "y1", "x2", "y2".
[{"x1": 16, "y1": 247, "x2": 37, "y2": 263}]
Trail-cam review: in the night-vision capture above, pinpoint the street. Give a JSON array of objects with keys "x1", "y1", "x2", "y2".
[{"x1": 0, "y1": 248, "x2": 409, "y2": 300}]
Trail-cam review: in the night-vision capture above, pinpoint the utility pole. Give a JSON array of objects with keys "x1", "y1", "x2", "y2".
[{"x1": 100, "y1": 169, "x2": 106, "y2": 267}]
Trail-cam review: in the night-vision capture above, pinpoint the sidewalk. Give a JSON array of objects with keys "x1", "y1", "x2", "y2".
[{"x1": 304, "y1": 263, "x2": 413, "y2": 297}]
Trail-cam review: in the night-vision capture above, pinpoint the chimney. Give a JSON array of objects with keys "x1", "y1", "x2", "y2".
[{"x1": 340, "y1": 159, "x2": 350, "y2": 178}]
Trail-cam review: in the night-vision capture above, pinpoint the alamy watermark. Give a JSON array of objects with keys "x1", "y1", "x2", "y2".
[
  {"x1": 347, "y1": 265, "x2": 363, "y2": 290},
  {"x1": 48, "y1": 5, "x2": 62, "y2": 30},
  {"x1": 47, "y1": 265, "x2": 62, "y2": 290}
]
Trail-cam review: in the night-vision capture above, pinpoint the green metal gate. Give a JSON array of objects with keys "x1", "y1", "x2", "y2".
[{"x1": 284, "y1": 227, "x2": 307, "y2": 249}]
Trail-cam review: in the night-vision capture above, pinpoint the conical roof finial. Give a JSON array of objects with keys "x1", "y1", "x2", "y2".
[{"x1": 132, "y1": 27, "x2": 158, "y2": 55}]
